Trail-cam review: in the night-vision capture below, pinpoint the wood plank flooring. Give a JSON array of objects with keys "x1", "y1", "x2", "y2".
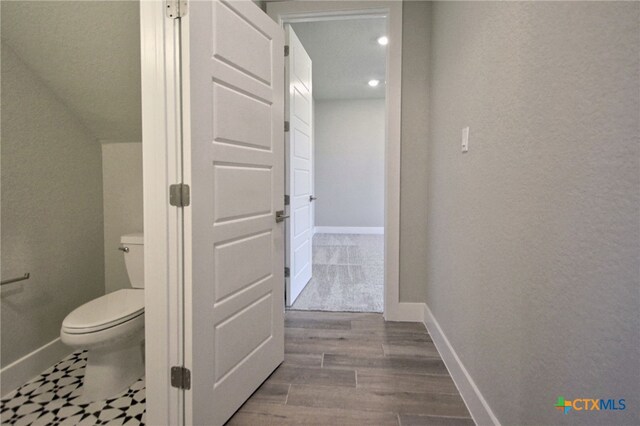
[{"x1": 226, "y1": 311, "x2": 475, "y2": 426}]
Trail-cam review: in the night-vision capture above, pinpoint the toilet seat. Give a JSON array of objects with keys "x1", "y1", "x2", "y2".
[{"x1": 62, "y1": 289, "x2": 144, "y2": 334}]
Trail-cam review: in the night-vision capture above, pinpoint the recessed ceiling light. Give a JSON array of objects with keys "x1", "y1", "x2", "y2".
[
  {"x1": 377, "y1": 36, "x2": 389, "y2": 46},
  {"x1": 368, "y1": 79, "x2": 380, "y2": 87}
]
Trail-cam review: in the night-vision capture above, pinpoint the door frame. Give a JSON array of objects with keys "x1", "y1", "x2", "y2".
[
  {"x1": 267, "y1": 1, "x2": 405, "y2": 321},
  {"x1": 140, "y1": 2, "x2": 184, "y2": 425}
]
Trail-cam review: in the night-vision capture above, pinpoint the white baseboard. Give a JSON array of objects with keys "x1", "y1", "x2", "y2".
[
  {"x1": 384, "y1": 302, "x2": 425, "y2": 322},
  {"x1": 314, "y1": 226, "x2": 384, "y2": 235},
  {"x1": 1, "y1": 338, "x2": 72, "y2": 397},
  {"x1": 423, "y1": 303, "x2": 500, "y2": 426}
]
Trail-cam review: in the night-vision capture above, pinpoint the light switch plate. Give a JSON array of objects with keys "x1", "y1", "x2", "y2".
[{"x1": 462, "y1": 127, "x2": 469, "y2": 153}]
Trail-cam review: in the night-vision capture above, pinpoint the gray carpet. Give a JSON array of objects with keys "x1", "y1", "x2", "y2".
[{"x1": 290, "y1": 233, "x2": 383, "y2": 313}]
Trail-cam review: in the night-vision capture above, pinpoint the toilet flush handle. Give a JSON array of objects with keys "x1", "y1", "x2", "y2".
[{"x1": 118, "y1": 246, "x2": 130, "y2": 253}]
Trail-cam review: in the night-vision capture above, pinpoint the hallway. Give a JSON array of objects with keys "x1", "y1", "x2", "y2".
[{"x1": 227, "y1": 311, "x2": 473, "y2": 425}]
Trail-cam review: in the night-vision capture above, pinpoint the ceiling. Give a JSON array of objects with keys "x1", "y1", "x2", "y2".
[
  {"x1": 291, "y1": 18, "x2": 387, "y2": 100},
  {"x1": 1, "y1": 1, "x2": 142, "y2": 142}
]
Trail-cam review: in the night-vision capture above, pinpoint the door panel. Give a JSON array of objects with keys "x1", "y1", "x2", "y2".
[
  {"x1": 286, "y1": 25, "x2": 313, "y2": 306},
  {"x1": 293, "y1": 87, "x2": 311, "y2": 123},
  {"x1": 211, "y1": 1, "x2": 272, "y2": 84},
  {"x1": 294, "y1": 239, "x2": 311, "y2": 276},
  {"x1": 294, "y1": 169, "x2": 310, "y2": 195},
  {"x1": 294, "y1": 205, "x2": 311, "y2": 236},
  {"x1": 214, "y1": 294, "x2": 273, "y2": 380},
  {"x1": 213, "y1": 165, "x2": 272, "y2": 221},
  {"x1": 214, "y1": 231, "x2": 272, "y2": 302},
  {"x1": 294, "y1": 129, "x2": 311, "y2": 159},
  {"x1": 184, "y1": 1, "x2": 285, "y2": 425},
  {"x1": 213, "y1": 83, "x2": 272, "y2": 150}
]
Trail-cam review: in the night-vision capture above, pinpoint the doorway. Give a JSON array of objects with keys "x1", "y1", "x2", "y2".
[
  {"x1": 269, "y1": 1, "x2": 403, "y2": 319},
  {"x1": 139, "y1": 1, "x2": 404, "y2": 424},
  {"x1": 285, "y1": 18, "x2": 388, "y2": 313}
]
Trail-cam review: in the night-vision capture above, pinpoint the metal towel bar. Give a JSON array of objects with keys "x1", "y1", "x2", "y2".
[{"x1": 1, "y1": 273, "x2": 30, "y2": 286}]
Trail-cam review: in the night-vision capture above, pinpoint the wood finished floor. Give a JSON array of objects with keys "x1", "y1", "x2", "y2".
[{"x1": 226, "y1": 311, "x2": 475, "y2": 426}]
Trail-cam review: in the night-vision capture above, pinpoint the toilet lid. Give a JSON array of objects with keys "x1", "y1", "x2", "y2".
[{"x1": 62, "y1": 289, "x2": 144, "y2": 334}]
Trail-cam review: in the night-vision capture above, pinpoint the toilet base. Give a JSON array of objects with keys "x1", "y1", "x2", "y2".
[{"x1": 79, "y1": 333, "x2": 144, "y2": 403}]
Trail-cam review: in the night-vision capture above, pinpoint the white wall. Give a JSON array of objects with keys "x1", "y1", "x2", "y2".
[
  {"x1": 314, "y1": 99, "x2": 385, "y2": 228},
  {"x1": 426, "y1": 2, "x2": 640, "y2": 424},
  {"x1": 1, "y1": 45, "x2": 105, "y2": 369},
  {"x1": 101, "y1": 142, "x2": 143, "y2": 293}
]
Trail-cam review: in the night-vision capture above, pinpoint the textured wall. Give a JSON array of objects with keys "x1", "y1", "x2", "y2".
[
  {"x1": 399, "y1": 0, "x2": 430, "y2": 302},
  {"x1": 1, "y1": 45, "x2": 105, "y2": 368},
  {"x1": 101, "y1": 143, "x2": 144, "y2": 293},
  {"x1": 314, "y1": 99, "x2": 385, "y2": 228},
  {"x1": 426, "y1": 2, "x2": 640, "y2": 424},
  {"x1": 1, "y1": 1, "x2": 141, "y2": 142}
]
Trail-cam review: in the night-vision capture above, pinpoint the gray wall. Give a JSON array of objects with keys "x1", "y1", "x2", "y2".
[
  {"x1": 314, "y1": 99, "x2": 385, "y2": 228},
  {"x1": 1, "y1": 1, "x2": 142, "y2": 143},
  {"x1": 102, "y1": 142, "x2": 143, "y2": 293},
  {"x1": 1, "y1": 45, "x2": 105, "y2": 368},
  {"x1": 399, "y1": 0, "x2": 430, "y2": 302},
  {"x1": 426, "y1": 2, "x2": 640, "y2": 424}
]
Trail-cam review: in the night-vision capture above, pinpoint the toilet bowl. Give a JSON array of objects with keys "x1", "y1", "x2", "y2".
[{"x1": 61, "y1": 233, "x2": 145, "y2": 402}]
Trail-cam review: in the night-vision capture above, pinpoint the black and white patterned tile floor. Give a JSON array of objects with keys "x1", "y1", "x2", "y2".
[{"x1": 1, "y1": 351, "x2": 145, "y2": 425}]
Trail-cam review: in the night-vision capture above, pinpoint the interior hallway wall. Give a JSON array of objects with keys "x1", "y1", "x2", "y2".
[
  {"x1": 1, "y1": 45, "x2": 105, "y2": 368},
  {"x1": 399, "y1": 0, "x2": 430, "y2": 302},
  {"x1": 101, "y1": 142, "x2": 143, "y2": 293},
  {"x1": 426, "y1": 2, "x2": 640, "y2": 424},
  {"x1": 314, "y1": 99, "x2": 385, "y2": 228}
]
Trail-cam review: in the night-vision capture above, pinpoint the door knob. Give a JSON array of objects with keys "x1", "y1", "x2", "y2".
[
  {"x1": 275, "y1": 210, "x2": 290, "y2": 223},
  {"x1": 309, "y1": 195, "x2": 317, "y2": 202}
]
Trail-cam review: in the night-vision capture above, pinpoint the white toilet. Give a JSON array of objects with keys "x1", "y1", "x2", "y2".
[{"x1": 61, "y1": 233, "x2": 145, "y2": 402}]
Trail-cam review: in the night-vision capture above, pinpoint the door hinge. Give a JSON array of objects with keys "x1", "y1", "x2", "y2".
[
  {"x1": 169, "y1": 183, "x2": 190, "y2": 207},
  {"x1": 166, "y1": 0, "x2": 188, "y2": 18},
  {"x1": 284, "y1": 195, "x2": 290, "y2": 206},
  {"x1": 284, "y1": 267, "x2": 290, "y2": 278},
  {"x1": 284, "y1": 121, "x2": 290, "y2": 132},
  {"x1": 171, "y1": 366, "x2": 191, "y2": 390},
  {"x1": 284, "y1": 45, "x2": 290, "y2": 57}
]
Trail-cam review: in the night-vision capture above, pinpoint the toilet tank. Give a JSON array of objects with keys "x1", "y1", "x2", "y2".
[{"x1": 120, "y1": 233, "x2": 144, "y2": 289}]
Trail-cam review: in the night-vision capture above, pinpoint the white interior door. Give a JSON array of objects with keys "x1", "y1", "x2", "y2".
[
  {"x1": 286, "y1": 25, "x2": 314, "y2": 306},
  {"x1": 182, "y1": 1, "x2": 285, "y2": 424}
]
